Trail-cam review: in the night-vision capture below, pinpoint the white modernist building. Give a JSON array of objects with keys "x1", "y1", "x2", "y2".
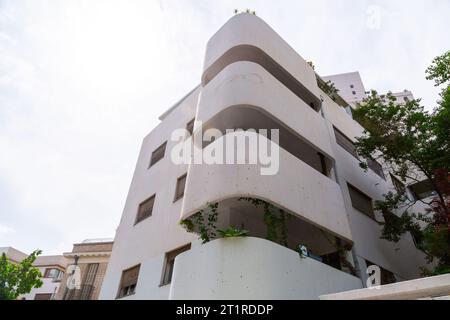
[{"x1": 99, "y1": 13, "x2": 431, "y2": 300}]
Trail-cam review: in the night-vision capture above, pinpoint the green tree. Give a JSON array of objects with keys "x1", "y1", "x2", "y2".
[
  {"x1": 0, "y1": 250, "x2": 43, "y2": 300},
  {"x1": 352, "y1": 51, "x2": 450, "y2": 275}
]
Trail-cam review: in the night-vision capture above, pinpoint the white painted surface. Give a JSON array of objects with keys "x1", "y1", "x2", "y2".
[
  {"x1": 169, "y1": 237, "x2": 363, "y2": 299},
  {"x1": 320, "y1": 273, "x2": 450, "y2": 300},
  {"x1": 100, "y1": 13, "x2": 431, "y2": 300},
  {"x1": 181, "y1": 131, "x2": 353, "y2": 242},
  {"x1": 197, "y1": 61, "x2": 333, "y2": 157},
  {"x1": 204, "y1": 13, "x2": 320, "y2": 100}
]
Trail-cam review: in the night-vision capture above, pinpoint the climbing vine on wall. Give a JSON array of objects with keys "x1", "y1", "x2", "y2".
[
  {"x1": 239, "y1": 197, "x2": 289, "y2": 247},
  {"x1": 318, "y1": 80, "x2": 339, "y2": 101},
  {"x1": 320, "y1": 230, "x2": 357, "y2": 276},
  {"x1": 180, "y1": 202, "x2": 219, "y2": 244}
]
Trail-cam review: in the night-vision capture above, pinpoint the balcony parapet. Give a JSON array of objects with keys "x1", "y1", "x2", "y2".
[
  {"x1": 202, "y1": 13, "x2": 321, "y2": 110},
  {"x1": 197, "y1": 61, "x2": 334, "y2": 159},
  {"x1": 169, "y1": 237, "x2": 363, "y2": 299},
  {"x1": 181, "y1": 131, "x2": 352, "y2": 242}
]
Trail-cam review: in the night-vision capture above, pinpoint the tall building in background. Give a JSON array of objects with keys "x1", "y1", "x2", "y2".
[
  {"x1": 56, "y1": 239, "x2": 113, "y2": 300},
  {"x1": 323, "y1": 72, "x2": 415, "y2": 108},
  {"x1": 99, "y1": 13, "x2": 431, "y2": 300},
  {"x1": 322, "y1": 71, "x2": 367, "y2": 107},
  {"x1": 0, "y1": 247, "x2": 67, "y2": 300}
]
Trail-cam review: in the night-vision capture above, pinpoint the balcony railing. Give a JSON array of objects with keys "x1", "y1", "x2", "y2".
[{"x1": 62, "y1": 284, "x2": 95, "y2": 300}]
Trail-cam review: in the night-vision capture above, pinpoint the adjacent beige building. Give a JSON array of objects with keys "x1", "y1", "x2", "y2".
[{"x1": 55, "y1": 239, "x2": 113, "y2": 300}]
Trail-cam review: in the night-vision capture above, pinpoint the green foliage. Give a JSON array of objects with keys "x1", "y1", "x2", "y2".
[
  {"x1": 318, "y1": 80, "x2": 339, "y2": 101},
  {"x1": 0, "y1": 250, "x2": 43, "y2": 300},
  {"x1": 217, "y1": 226, "x2": 249, "y2": 238},
  {"x1": 180, "y1": 202, "x2": 219, "y2": 244},
  {"x1": 426, "y1": 50, "x2": 450, "y2": 86},
  {"x1": 239, "y1": 197, "x2": 289, "y2": 247},
  {"x1": 374, "y1": 191, "x2": 422, "y2": 242},
  {"x1": 353, "y1": 51, "x2": 450, "y2": 275}
]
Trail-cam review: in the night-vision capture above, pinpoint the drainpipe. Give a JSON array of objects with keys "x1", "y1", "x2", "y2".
[
  {"x1": 63, "y1": 255, "x2": 80, "y2": 300},
  {"x1": 351, "y1": 248, "x2": 366, "y2": 288}
]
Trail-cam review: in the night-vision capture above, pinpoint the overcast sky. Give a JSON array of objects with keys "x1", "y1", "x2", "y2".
[{"x1": 0, "y1": 0, "x2": 449, "y2": 255}]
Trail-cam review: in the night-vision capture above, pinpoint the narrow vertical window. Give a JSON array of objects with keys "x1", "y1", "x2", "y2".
[
  {"x1": 174, "y1": 173, "x2": 187, "y2": 201},
  {"x1": 186, "y1": 118, "x2": 195, "y2": 136},
  {"x1": 161, "y1": 244, "x2": 191, "y2": 286}
]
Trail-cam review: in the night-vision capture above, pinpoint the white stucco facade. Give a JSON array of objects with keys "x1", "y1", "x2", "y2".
[{"x1": 99, "y1": 13, "x2": 430, "y2": 300}]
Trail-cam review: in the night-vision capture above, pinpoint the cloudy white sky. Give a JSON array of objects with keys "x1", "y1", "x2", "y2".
[{"x1": 0, "y1": 0, "x2": 449, "y2": 255}]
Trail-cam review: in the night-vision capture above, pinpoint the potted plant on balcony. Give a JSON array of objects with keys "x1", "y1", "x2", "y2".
[{"x1": 217, "y1": 226, "x2": 249, "y2": 238}]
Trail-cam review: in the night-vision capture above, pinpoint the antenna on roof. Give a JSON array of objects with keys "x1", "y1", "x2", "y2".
[{"x1": 234, "y1": 9, "x2": 256, "y2": 15}]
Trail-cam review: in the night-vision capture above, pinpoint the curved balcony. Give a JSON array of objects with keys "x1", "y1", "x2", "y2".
[
  {"x1": 202, "y1": 13, "x2": 321, "y2": 110},
  {"x1": 196, "y1": 61, "x2": 334, "y2": 159},
  {"x1": 181, "y1": 131, "x2": 353, "y2": 242},
  {"x1": 169, "y1": 237, "x2": 362, "y2": 299}
]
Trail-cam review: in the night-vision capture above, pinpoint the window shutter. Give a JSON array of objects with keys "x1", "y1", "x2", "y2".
[
  {"x1": 333, "y1": 127, "x2": 358, "y2": 158},
  {"x1": 121, "y1": 265, "x2": 140, "y2": 288},
  {"x1": 149, "y1": 142, "x2": 167, "y2": 167},
  {"x1": 367, "y1": 158, "x2": 385, "y2": 180},
  {"x1": 348, "y1": 184, "x2": 375, "y2": 219},
  {"x1": 136, "y1": 195, "x2": 155, "y2": 223},
  {"x1": 175, "y1": 174, "x2": 187, "y2": 200}
]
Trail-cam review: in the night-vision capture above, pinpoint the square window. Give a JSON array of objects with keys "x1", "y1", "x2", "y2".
[
  {"x1": 348, "y1": 184, "x2": 375, "y2": 220},
  {"x1": 333, "y1": 127, "x2": 358, "y2": 159},
  {"x1": 367, "y1": 158, "x2": 385, "y2": 180},
  {"x1": 117, "y1": 265, "x2": 140, "y2": 299},
  {"x1": 149, "y1": 142, "x2": 167, "y2": 168},
  {"x1": 135, "y1": 195, "x2": 155, "y2": 224}
]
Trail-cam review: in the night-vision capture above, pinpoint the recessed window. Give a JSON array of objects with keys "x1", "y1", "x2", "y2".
[
  {"x1": 34, "y1": 293, "x2": 53, "y2": 300},
  {"x1": 333, "y1": 126, "x2": 358, "y2": 159},
  {"x1": 367, "y1": 158, "x2": 385, "y2": 180},
  {"x1": 347, "y1": 184, "x2": 375, "y2": 220},
  {"x1": 408, "y1": 180, "x2": 436, "y2": 200},
  {"x1": 117, "y1": 265, "x2": 140, "y2": 299},
  {"x1": 161, "y1": 244, "x2": 191, "y2": 286},
  {"x1": 352, "y1": 91, "x2": 356, "y2": 95},
  {"x1": 135, "y1": 194, "x2": 155, "y2": 224},
  {"x1": 390, "y1": 174, "x2": 406, "y2": 195},
  {"x1": 365, "y1": 260, "x2": 396, "y2": 285},
  {"x1": 350, "y1": 84, "x2": 354, "y2": 89},
  {"x1": 79, "y1": 263, "x2": 98, "y2": 300},
  {"x1": 186, "y1": 118, "x2": 195, "y2": 136},
  {"x1": 174, "y1": 173, "x2": 187, "y2": 202},
  {"x1": 44, "y1": 268, "x2": 63, "y2": 281},
  {"x1": 149, "y1": 142, "x2": 167, "y2": 168}
]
